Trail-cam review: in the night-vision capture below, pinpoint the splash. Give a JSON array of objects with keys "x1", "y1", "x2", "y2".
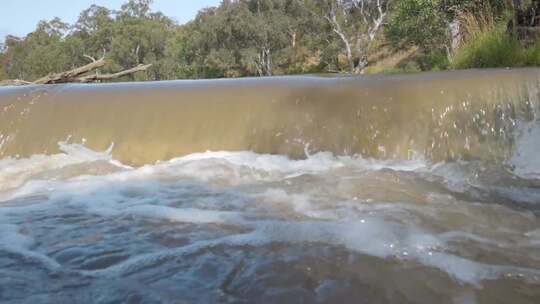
[
  {"x1": 0, "y1": 142, "x2": 539, "y2": 303},
  {"x1": 1, "y1": 70, "x2": 540, "y2": 303}
]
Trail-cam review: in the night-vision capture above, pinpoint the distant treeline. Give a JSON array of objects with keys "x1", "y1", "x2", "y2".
[{"x1": 0, "y1": 0, "x2": 538, "y2": 81}]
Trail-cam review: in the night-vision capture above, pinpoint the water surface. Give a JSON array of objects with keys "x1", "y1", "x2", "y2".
[{"x1": 1, "y1": 70, "x2": 540, "y2": 303}]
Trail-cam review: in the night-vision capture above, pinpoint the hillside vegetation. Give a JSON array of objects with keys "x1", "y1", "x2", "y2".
[{"x1": 0, "y1": 0, "x2": 539, "y2": 82}]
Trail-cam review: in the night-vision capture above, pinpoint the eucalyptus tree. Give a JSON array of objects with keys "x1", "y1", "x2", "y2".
[
  {"x1": 0, "y1": 18, "x2": 80, "y2": 81},
  {"x1": 0, "y1": 44, "x2": 6, "y2": 79},
  {"x1": 385, "y1": 0, "x2": 508, "y2": 55},
  {"x1": 241, "y1": 0, "x2": 292, "y2": 76},
  {"x1": 110, "y1": 0, "x2": 175, "y2": 80},
  {"x1": 165, "y1": 0, "x2": 312, "y2": 78},
  {"x1": 73, "y1": 5, "x2": 115, "y2": 60},
  {"x1": 0, "y1": 36, "x2": 26, "y2": 79},
  {"x1": 314, "y1": 0, "x2": 391, "y2": 73}
]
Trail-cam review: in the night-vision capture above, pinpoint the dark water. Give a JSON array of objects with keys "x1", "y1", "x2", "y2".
[
  {"x1": 1, "y1": 151, "x2": 539, "y2": 303},
  {"x1": 1, "y1": 69, "x2": 540, "y2": 303}
]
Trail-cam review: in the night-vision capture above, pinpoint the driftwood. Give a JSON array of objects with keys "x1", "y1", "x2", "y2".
[
  {"x1": 0, "y1": 57, "x2": 152, "y2": 86},
  {"x1": 77, "y1": 64, "x2": 153, "y2": 83},
  {"x1": 0, "y1": 79, "x2": 33, "y2": 86},
  {"x1": 33, "y1": 57, "x2": 107, "y2": 84}
]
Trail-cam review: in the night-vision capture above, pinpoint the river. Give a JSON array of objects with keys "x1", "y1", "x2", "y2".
[{"x1": 1, "y1": 69, "x2": 539, "y2": 303}]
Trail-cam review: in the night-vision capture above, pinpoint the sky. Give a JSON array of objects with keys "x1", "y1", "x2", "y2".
[{"x1": 0, "y1": 0, "x2": 221, "y2": 41}]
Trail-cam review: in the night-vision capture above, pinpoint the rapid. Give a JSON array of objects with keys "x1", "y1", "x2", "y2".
[{"x1": 1, "y1": 69, "x2": 540, "y2": 303}]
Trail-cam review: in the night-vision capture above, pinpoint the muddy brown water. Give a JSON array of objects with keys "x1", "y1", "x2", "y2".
[{"x1": 0, "y1": 69, "x2": 539, "y2": 303}]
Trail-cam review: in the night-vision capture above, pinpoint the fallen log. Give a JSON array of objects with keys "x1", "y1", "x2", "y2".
[
  {"x1": 33, "y1": 57, "x2": 107, "y2": 84},
  {"x1": 76, "y1": 64, "x2": 153, "y2": 83},
  {"x1": 0, "y1": 79, "x2": 33, "y2": 86},
  {"x1": 0, "y1": 58, "x2": 152, "y2": 86}
]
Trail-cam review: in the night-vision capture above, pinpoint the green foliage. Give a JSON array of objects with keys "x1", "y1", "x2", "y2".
[
  {"x1": 163, "y1": 0, "x2": 326, "y2": 78},
  {"x1": 452, "y1": 19, "x2": 540, "y2": 69},
  {"x1": 384, "y1": 0, "x2": 540, "y2": 71},
  {"x1": 0, "y1": 0, "x2": 337, "y2": 81},
  {"x1": 0, "y1": 51, "x2": 7, "y2": 80},
  {"x1": 522, "y1": 41, "x2": 540, "y2": 66},
  {"x1": 385, "y1": 0, "x2": 509, "y2": 52},
  {"x1": 1, "y1": 18, "x2": 83, "y2": 80},
  {"x1": 0, "y1": 0, "x2": 537, "y2": 81},
  {"x1": 386, "y1": 0, "x2": 448, "y2": 50},
  {"x1": 452, "y1": 26, "x2": 528, "y2": 69},
  {"x1": 416, "y1": 50, "x2": 450, "y2": 71}
]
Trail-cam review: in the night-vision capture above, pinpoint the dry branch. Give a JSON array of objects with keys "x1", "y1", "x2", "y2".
[
  {"x1": 33, "y1": 58, "x2": 106, "y2": 84},
  {"x1": 0, "y1": 79, "x2": 33, "y2": 86},
  {"x1": 76, "y1": 64, "x2": 152, "y2": 83},
  {"x1": 0, "y1": 59, "x2": 152, "y2": 86}
]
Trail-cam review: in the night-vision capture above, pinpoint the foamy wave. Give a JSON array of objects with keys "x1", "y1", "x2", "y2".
[
  {"x1": 510, "y1": 120, "x2": 540, "y2": 179},
  {"x1": 0, "y1": 142, "x2": 539, "y2": 290},
  {"x1": 0, "y1": 141, "x2": 122, "y2": 192}
]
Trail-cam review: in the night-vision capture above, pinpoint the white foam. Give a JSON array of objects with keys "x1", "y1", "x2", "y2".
[
  {"x1": 252, "y1": 220, "x2": 540, "y2": 285},
  {"x1": 256, "y1": 189, "x2": 317, "y2": 217},
  {"x1": 0, "y1": 142, "x2": 428, "y2": 203},
  {"x1": 125, "y1": 205, "x2": 241, "y2": 224},
  {"x1": 510, "y1": 120, "x2": 540, "y2": 178},
  {"x1": 0, "y1": 142, "x2": 538, "y2": 287},
  {"x1": 78, "y1": 218, "x2": 538, "y2": 285},
  {"x1": 165, "y1": 150, "x2": 426, "y2": 180},
  {"x1": 0, "y1": 140, "x2": 121, "y2": 192}
]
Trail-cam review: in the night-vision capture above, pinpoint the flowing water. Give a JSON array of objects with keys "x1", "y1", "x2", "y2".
[{"x1": 1, "y1": 69, "x2": 540, "y2": 303}]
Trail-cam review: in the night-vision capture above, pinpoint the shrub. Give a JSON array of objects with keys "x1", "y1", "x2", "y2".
[
  {"x1": 523, "y1": 41, "x2": 540, "y2": 66},
  {"x1": 385, "y1": 0, "x2": 448, "y2": 51},
  {"x1": 452, "y1": 26, "x2": 525, "y2": 69}
]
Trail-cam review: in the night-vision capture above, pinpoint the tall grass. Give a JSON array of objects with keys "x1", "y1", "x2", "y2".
[
  {"x1": 523, "y1": 40, "x2": 540, "y2": 65},
  {"x1": 452, "y1": 26, "x2": 525, "y2": 69},
  {"x1": 451, "y1": 4, "x2": 540, "y2": 69}
]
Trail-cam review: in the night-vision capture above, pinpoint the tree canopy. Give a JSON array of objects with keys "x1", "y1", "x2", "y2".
[{"x1": 0, "y1": 0, "x2": 537, "y2": 81}]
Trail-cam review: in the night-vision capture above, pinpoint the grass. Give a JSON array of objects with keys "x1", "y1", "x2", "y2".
[
  {"x1": 522, "y1": 40, "x2": 540, "y2": 66},
  {"x1": 451, "y1": 26, "x2": 526, "y2": 69},
  {"x1": 363, "y1": 46, "x2": 421, "y2": 74},
  {"x1": 362, "y1": 3, "x2": 540, "y2": 75},
  {"x1": 451, "y1": 4, "x2": 540, "y2": 69},
  {"x1": 365, "y1": 32, "x2": 540, "y2": 74}
]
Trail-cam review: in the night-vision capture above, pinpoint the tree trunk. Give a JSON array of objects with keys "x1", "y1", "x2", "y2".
[
  {"x1": 261, "y1": 48, "x2": 273, "y2": 76},
  {"x1": 325, "y1": 9, "x2": 355, "y2": 73},
  {"x1": 343, "y1": 38, "x2": 355, "y2": 73},
  {"x1": 449, "y1": 20, "x2": 461, "y2": 52},
  {"x1": 323, "y1": 0, "x2": 389, "y2": 74},
  {"x1": 34, "y1": 58, "x2": 106, "y2": 84},
  {"x1": 2, "y1": 59, "x2": 151, "y2": 85},
  {"x1": 330, "y1": 25, "x2": 355, "y2": 73},
  {"x1": 354, "y1": 33, "x2": 366, "y2": 74},
  {"x1": 77, "y1": 64, "x2": 152, "y2": 82}
]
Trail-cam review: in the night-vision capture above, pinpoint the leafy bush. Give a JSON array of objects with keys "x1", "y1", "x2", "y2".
[
  {"x1": 385, "y1": 0, "x2": 508, "y2": 51},
  {"x1": 385, "y1": 0, "x2": 448, "y2": 51},
  {"x1": 418, "y1": 50, "x2": 450, "y2": 70},
  {"x1": 523, "y1": 41, "x2": 540, "y2": 66},
  {"x1": 452, "y1": 26, "x2": 524, "y2": 69}
]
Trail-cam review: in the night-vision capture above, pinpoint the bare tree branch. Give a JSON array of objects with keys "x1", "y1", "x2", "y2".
[
  {"x1": 77, "y1": 64, "x2": 152, "y2": 82},
  {"x1": 320, "y1": 0, "x2": 390, "y2": 74},
  {"x1": 0, "y1": 79, "x2": 33, "y2": 86},
  {"x1": 83, "y1": 54, "x2": 97, "y2": 63},
  {"x1": 33, "y1": 57, "x2": 106, "y2": 84},
  {"x1": 1, "y1": 59, "x2": 151, "y2": 86}
]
